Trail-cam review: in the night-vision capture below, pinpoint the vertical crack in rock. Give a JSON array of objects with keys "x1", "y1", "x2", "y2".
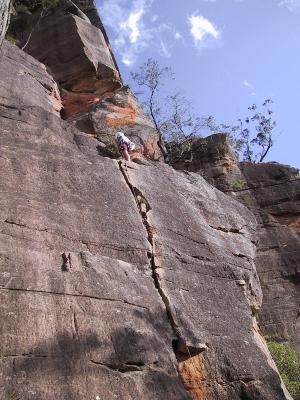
[
  {"x1": 118, "y1": 161, "x2": 205, "y2": 394},
  {"x1": 72, "y1": 312, "x2": 79, "y2": 339}
]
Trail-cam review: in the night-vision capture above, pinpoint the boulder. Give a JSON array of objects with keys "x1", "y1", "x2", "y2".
[
  {"x1": 171, "y1": 134, "x2": 244, "y2": 192},
  {"x1": 20, "y1": 4, "x2": 122, "y2": 95}
]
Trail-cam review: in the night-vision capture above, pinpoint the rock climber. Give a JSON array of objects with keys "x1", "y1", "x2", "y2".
[{"x1": 115, "y1": 131, "x2": 136, "y2": 161}]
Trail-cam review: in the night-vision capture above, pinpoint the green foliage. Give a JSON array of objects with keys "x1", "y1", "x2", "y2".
[
  {"x1": 40, "y1": 0, "x2": 59, "y2": 10},
  {"x1": 97, "y1": 134, "x2": 121, "y2": 158},
  {"x1": 166, "y1": 133, "x2": 193, "y2": 163},
  {"x1": 232, "y1": 179, "x2": 247, "y2": 191},
  {"x1": 12, "y1": 0, "x2": 59, "y2": 11},
  {"x1": 5, "y1": 33, "x2": 17, "y2": 44},
  {"x1": 131, "y1": 59, "x2": 276, "y2": 164},
  {"x1": 131, "y1": 59, "x2": 201, "y2": 158},
  {"x1": 202, "y1": 99, "x2": 276, "y2": 163},
  {"x1": 6, "y1": 390, "x2": 20, "y2": 400},
  {"x1": 267, "y1": 339, "x2": 300, "y2": 399}
]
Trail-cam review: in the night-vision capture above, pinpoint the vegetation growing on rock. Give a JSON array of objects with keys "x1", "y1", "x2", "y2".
[{"x1": 267, "y1": 340, "x2": 300, "y2": 399}]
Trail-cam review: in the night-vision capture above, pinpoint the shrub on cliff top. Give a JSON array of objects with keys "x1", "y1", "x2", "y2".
[
  {"x1": 12, "y1": 0, "x2": 59, "y2": 11},
  {"x1": 40, "y1": 0, "x2": 59, "y2": 10},
  {"x1": 267, "y1": 339, "x2": 300, "y2": 399}
]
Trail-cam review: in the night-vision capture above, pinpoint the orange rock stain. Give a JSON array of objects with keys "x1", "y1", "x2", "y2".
[
  {"x1": 178, "y1": 355, "x2": 208, "y2": 400},
  {"x1": 61, "y1": 90, "x2": 116, "y2": 118},
  {"x1": 273, "y1": 214, "x2": 300, "y2": 229},
  {"x1": 105, "y1": 97, "x2": 138, "y2": 128}
]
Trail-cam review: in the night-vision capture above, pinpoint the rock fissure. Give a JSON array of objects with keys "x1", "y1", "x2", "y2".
[
  {"x1": 0, "y1": 4, "x2": 296, "y2": 396},
  {"x1": 163, "y1": 227, "x2": 213, "y2": 250},
  {"x1": 2, "y1": 219, "x2": 147, "y2": 254},
  {"x1": 0, "y1": 354, "x2": 56, "y2": 359},
  {"x1": 225, "y1": 178, "x2": 299, "y2": 193},
  {"x1": 0, "y1": 286, "x2": 148, "y2": 310},
  {"x1": 208, "y1": 224, "x2": 247, "y2": 235},
  {"x1": 173, "y1": 251, "x2": 254, "y2": 273},
  {"x1": 117, "y1": 161, "x2": 206, "y2": 367},
  {"x1": 89, "y1": 359, "x2": 158, "y2": 373},
  {"x1": 232, "y1": 252, "x2": 250, "y2": 260}
]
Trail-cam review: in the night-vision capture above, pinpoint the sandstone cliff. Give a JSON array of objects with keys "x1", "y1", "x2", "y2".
[
  {"x1": 180, "y1": 134, "x2": 300, "y2": 369},
  {"x1": 0, "y1": 1, "x2": 296, "y2": 399}
]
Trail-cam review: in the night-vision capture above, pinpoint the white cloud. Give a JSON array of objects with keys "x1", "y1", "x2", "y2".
[
  {"x1": 120, "y1": 9, "x2": 144, "y2": 43},
  {"x1": 188, "y1": 14, "x2": 220, "y2": 47},
  {"x1": 243, "y1": 79, "x2": 256, "y2": 95},
  {"x1": 278, "y1": 0, "x2": 300, "y2": 11},
  {"x1": 99, "y1": 0, "x2": 182, "y2": 66},
  {"x1": 243, "y1": 79, "x2": 253, "y2": 88},
  {"x1": 175, "y1": 32, "x2": 182, "y2": 40},
  {"x1": 122, "y1": 56, "x2": 133, "y2": 66},
  {"x1": 100, "y1": 0, "x2": 153, "y2": 66},
  {"x1": 160, "y1": 40, "x2": 171, "y2": 58}
]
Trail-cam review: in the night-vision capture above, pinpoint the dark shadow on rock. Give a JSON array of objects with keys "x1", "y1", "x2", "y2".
[
  {"x1": 8, "y1": 333, "x2": 101, "y2": 400},
  {"x1": 96, "y1": 144, "x2": 117, "y2": 158}
]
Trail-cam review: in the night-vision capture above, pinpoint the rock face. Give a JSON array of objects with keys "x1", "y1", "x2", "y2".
[
  {"x1": 0, "y1": 3, "x2": 295, "y2": 399},
  {"x1": 124, "y1": 162, "x2": 288, "y2": 400},
  {"x1": 187, "y1": 134, "x2": 300, "y2": 362},
  {"x1": 10, "y1": 0, "x2": 163, "y2": 160},
  {"x1": 234, "y1": 163, "x2": 300, "y2": 359},
  {"x1": 23, "y1": 5, "x2": 121, "y2": 95},
  {"x1": 69, "y1": 86, "x2": 164, "y2": 160},
  {"x1": 0, "y1": 41, "x2": 61, "y2": 115},
  {"x1": 0, "y1": 42, "x2": 189, "y2": 400},
  {"x1": 172, "y1": 134, "x2": 243, "y2": 191}
]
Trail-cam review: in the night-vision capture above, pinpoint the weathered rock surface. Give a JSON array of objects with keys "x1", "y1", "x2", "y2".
[
  {"x1": 233, "y1": 163, "x2": 300, "y2": 359},
  {"x1": 69, "y1": 86, "x2": 164, "y2": 160},
  {"x1": 0, "y1": 43, "x2": 190, "y2": 399},
  {"x1": 10, "y1": 0, "x2": 162, "y2": 160},
  {"x1": 0, "y1": 69, "x2": 288, "y2": 395},
  {"x1": 172, "y1": 134, "x2": 243, "y2": 192},
  {"x1": 0, "y1": 2, "x2": 296, "y2": 398},
  {"x1": 0, "y1": 41, "x2": 61, "y2": 115},
  {"x1": 124, "y1": 161, "x2": 288, "y2": 400},
  {"x1": 12, "y1": 1, "x2": 122, "y2": 97},
  {"x1": 186, "y1": 134, "x2": 300, "y2": 364}
]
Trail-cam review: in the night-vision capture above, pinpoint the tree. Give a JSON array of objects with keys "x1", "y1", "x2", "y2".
[
  {"x1": 240, "y1": 99, "x2": 276, "y2": 163},
  {"x1": 131, "y1": 58, "x2": 172, "y2": 158},
  {"x1": 131, "y1": 58, "x2": 202, "y2": 161},
  {"x1": 0, "y1": 0, "x2": 12, "y2": 48},
  {"x1": 201, "y1": 99, "x2": 276, "y2": 163},
  {"x1": 132, "y1": 59, "x2": 276, "y2": 164}
]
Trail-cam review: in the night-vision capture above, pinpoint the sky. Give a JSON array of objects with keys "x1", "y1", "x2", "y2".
[{"x1": 96, "y1": 0, "x2": 300, "y2": 168}]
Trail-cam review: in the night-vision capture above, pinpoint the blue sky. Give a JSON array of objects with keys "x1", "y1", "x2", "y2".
[{"x1": 97, "y1": 0, "x2": 300, "y2": 168}]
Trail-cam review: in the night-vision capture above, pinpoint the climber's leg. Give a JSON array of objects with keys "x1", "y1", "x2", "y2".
[{"x1": 123, "y1": 148, "x2": 131, "y2": 161}]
